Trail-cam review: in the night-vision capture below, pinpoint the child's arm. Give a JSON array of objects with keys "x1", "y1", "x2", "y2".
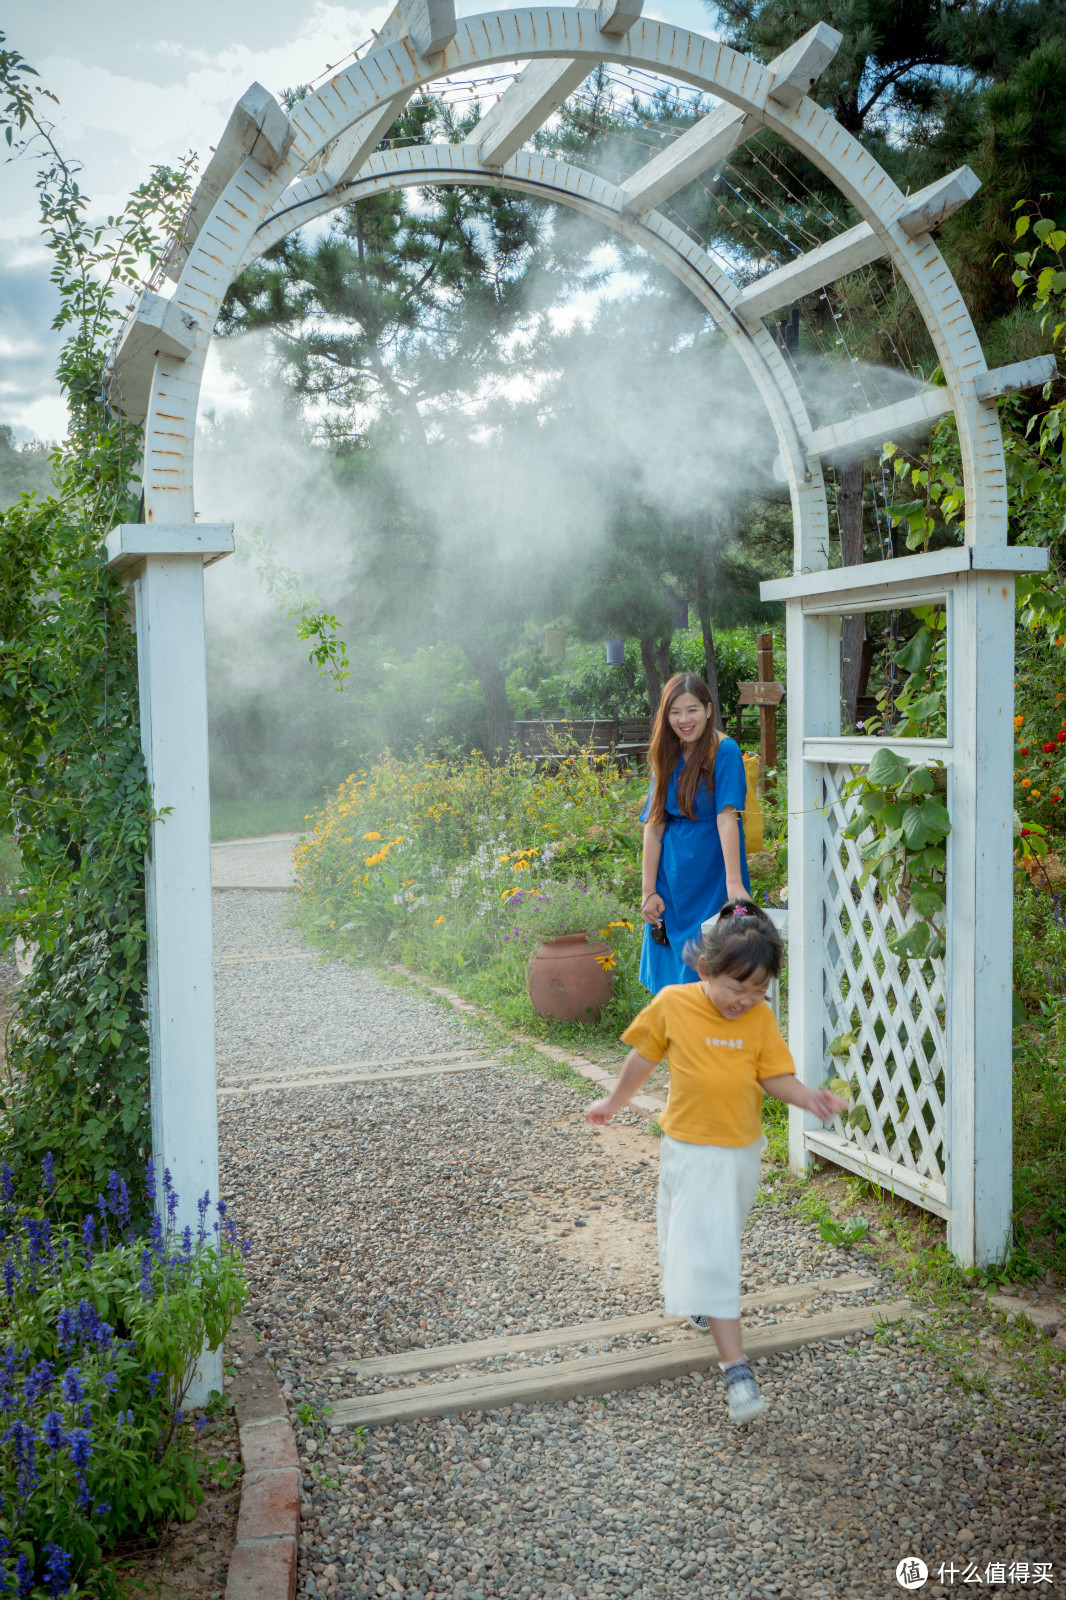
[
  {"x1": 585, "y1": 1049, "x2": 660, "y2": 1124},
  {"x1": 762, "y1": 1074, "x2": 849, "y2": 1122}
]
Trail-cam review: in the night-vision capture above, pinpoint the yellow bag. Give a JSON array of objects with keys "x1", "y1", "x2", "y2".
[{"x1": 742, "y1": 752, "x2": 764, "y2": 853}]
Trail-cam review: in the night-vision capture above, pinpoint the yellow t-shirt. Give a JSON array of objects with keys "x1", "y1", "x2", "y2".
[{"x1": 621, "y1": 982, "x2": 794, "y2": 1147}]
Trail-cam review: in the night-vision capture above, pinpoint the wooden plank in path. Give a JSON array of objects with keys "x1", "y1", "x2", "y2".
[
  {"x1": 327, "y1": 1300, "x2": 914, "y2": 1427},
  {"x1": 215, "y1": 952, "x2": 321, "y2": 967},
  {"x1": 227, "y1": 1049, "x2": 486, "y2": 1090},
  {"x1": 348, "y1": 1273, "x2": 879, "y2": 1379},
  {"x1": 218, "y1": 1059, "x2": 501, "y2": 1096}
]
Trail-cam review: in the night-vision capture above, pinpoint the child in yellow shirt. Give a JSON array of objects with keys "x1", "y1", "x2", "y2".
[{"x1": 585, "y1": 900, "x2": 847, "y2": 1424}]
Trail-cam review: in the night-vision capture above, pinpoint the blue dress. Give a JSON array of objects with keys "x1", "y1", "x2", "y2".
[{"x1": 638, "y1": 738, "x2": 751, "y2": 993}]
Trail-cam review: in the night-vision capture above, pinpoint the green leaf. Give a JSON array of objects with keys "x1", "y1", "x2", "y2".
[
  {"x1": 906, "y1": 766, "x2": 934, "y2": 796},
  {"x1": 918, "y1": 798, "x2": 951, "y2": 837},
  {"x1": 906, "y1": 691, "x2": 943, "y2": 723},
  {"x1": 909, "y1": 887, "x2": 945, "y2": 918},
  {"x1": 901, "y1": 807, "x2": 931, "y2": 849},
  {"x1": 866, "y1": 748, "x2": 910, "y2": 789},
  {"x1": 894, "y1": 629, "x2": 936, "y2": 674}
]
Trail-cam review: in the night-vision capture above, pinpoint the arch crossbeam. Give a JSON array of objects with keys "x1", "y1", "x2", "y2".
[{"x1": 618, "y1": 21, "x2": 840, "y2": 217}]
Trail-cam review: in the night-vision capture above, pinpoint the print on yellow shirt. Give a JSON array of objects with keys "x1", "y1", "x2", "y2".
[{"x1": 621, "y1": 983, "x2": 795, "y2": 1147}]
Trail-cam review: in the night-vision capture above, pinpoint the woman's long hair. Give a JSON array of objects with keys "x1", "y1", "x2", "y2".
[{"x1": 646, "y1": 673, "x2": 721, "y2": 824}]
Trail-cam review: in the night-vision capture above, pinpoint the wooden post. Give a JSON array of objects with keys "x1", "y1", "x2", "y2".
[
  {"x1": 736, "y1": 645, "x2": 784, "y2": 791},
  {"x1": 756, "y1": 633, "x2": 778, "y2": 792},
  {"x1": 946, "y1": 571, "x2": 1015, "y2": 1265},
  {"x1": 786, "y1": 607, "x2": 839, "y2": 1173},
  {"x1": 106, "y1": 524, "x2": 233, "y2": 1403}
]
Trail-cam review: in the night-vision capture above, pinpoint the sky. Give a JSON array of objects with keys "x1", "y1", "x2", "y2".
[{"x1": 2, "y1": 0, "x2": 718, "y2": 443}]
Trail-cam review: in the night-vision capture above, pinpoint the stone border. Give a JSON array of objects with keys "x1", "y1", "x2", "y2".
[
  {"x1": 225, "y1": 1316, "x2": 300, "y2": 1600},
  {"x1": 387, "y1": 963, "x2": 665, "y2": 1112}
]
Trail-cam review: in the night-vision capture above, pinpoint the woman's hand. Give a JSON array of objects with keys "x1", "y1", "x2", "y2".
[{"x1": 641, "y1": 892, "x2": 665, "y2": 925}]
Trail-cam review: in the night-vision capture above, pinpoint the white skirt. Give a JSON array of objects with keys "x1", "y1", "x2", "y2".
[{"x1": 657, "y1": 1132, "x2": 765, "y2": 1319}]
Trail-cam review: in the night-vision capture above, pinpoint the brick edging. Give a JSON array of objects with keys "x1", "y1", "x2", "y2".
[
  {"x1": 386, "y1": 962, "x2": 664, "y2": 1112},
  {"x1": 225, "y1": 1316, "x2": 300, "y2": 1600}
]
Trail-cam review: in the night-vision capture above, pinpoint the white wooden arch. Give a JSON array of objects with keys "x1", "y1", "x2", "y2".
[{"x1": 106, "y1": 4, "x2": 1053, "y2": 1349}]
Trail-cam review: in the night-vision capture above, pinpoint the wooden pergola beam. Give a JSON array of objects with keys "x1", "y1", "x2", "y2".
[
  {"x1": 471, "y1": 0, "x2": 644, "y2": 170},
  {"x1": 806, "y1": 354, "x2": 1058, "y2": 459},
  {"x1": 167, "y1": 83, "x2": 293, "y2": 282},
  {"x1": 619, "y1": 22, "x2": 841, "y2": 218},
  {"x1": 734, "y1": 168, "x2": 982, "y2": 322}
]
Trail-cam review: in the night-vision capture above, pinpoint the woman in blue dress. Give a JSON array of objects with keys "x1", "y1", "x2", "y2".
[{"x1": 639, "y1": 672, "x2": 752, "y2": 993}]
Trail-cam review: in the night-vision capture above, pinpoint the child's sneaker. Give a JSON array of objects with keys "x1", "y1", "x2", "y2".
[
  {"x1": 687, "y1": 1315, "x2": 711, "y2": 1332},
  {"x1": 721, "y1": 1358, "x2": 766, "y2": 1423}
]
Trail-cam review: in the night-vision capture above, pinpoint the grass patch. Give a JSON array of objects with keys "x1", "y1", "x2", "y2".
[{"x1": 211, "y1": 795, "x2": 320, "y2": 840}]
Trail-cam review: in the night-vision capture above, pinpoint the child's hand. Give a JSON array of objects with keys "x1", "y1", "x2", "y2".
[
  {"x1": 807, "y1": 1088, "x2": 849, "y2": 1121},
  {"x1": 585, "y1": 1098, "x2": 616, "y2": 1125}
]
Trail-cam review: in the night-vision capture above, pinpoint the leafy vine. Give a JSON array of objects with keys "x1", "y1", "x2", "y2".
[{"x1": 0, "y1": 37, "x2": 194, "y2": 1214}]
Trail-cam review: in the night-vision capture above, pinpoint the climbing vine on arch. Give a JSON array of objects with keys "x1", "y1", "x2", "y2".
[{"x1": 0, "y1": 37, "x2": 194, "y2": 1215}]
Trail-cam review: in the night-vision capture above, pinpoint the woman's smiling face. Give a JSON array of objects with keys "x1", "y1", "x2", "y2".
[{"x1": 667, "y1": 692, "x2": 712, "y2": 746}]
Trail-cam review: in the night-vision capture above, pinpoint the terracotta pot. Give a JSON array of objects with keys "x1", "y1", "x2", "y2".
[{"x1": 526, "y1": 934, "x2": 614, "y2": 1022}]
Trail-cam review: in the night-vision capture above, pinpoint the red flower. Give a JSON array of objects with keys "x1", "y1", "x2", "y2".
[
  {"x1": 1053, "y1": 796, "x2": 1061, "y2": 803},
  {"x1": 1043, "y1": 742, "x2": 1056, "y2": 753},
  {"x1": 1058, "y1": 732, "x2": 1066, "y2": 743},
  {"x1": 1021, "y1": 827, "x2": 1032, "y2": 836},
  {"x1": 1019, "y1": 747, "x2": 1029, "y2": 755}
]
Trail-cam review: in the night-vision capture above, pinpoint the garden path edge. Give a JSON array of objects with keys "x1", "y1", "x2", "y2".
[{"x1": 225, "y1": 1315, "x2": 299, "y2": 1600}]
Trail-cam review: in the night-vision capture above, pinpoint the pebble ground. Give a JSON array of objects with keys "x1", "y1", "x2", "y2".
[{"x1": 215, "y1": 888, "x2": 1065, "y2": 1600}]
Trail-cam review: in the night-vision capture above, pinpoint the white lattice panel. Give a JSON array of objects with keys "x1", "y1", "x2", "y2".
[{"x1": 818, "y1": 762, "x2": 947, "y2": 1184}]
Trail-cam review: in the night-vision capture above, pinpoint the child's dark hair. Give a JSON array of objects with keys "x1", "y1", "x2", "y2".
[{"x1": 686, "y1": 899, "x2": 783, "y2": 980}]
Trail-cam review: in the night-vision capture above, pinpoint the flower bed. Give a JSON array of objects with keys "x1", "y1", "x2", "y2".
[
  {"x1": 0, "y1": 1157, "x2": 248, "y2": 1596},
  {"x1": 295, "y1": 748, "x2": 651, "y2": 1034}
]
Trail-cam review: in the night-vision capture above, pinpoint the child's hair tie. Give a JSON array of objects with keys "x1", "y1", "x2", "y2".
[{"x1": 732, "y1": 904, "x2": 747, "y2": 917}]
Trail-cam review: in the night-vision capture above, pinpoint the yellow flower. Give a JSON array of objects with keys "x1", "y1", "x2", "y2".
[
  {"x1": 596, "y1": 953, "x2": 617, "y2": 971},
  {"x1": 434, "y1": 915, "x2": 446, "y2": 927},
  {"x1": 1014, "y1": 715, "x2": 1025, "y2": 728},
  {"x1": 1032, "y1": 789, "x2": 1042, "y2": 798},
  {"x1": 363, "y1": 832, "x2": 382, "y2": 841},
  {"x1": 514, "y1": 859, "x2": 530, "y2": 872},
  {"x1": 1021, "y1": 778, "x2": 1032, "y2": 788}
]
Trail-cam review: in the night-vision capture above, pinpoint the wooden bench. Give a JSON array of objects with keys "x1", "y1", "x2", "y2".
[{"x1": 512, "y1": 720, "x2": 618, "y2": 766}]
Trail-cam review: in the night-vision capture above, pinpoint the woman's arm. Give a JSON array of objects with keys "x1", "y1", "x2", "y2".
[
  {"x1": 716, "y1": 807, "x2": 750, "y2": 902},
  {"x1": 641, "y1": 821, "x2": 665, "y2": 924},
  {"x1": 584, "y1": 1050, "x2": 660, "y2": 1124}
]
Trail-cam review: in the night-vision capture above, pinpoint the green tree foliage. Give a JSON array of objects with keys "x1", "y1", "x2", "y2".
[
  {"x1": 0, "y1": 36, "x2": 194, "y2": 1213},
  {"x1": 0, "y1": 425, "x2": 54, "y2": 507}
]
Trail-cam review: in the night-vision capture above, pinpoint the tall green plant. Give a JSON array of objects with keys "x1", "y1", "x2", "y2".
[{"x1": 0, "y1": 38, "x2": 194, "y2": 1213}]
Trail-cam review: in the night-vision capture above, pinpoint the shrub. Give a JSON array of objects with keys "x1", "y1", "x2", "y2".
[{"x1": 0, "y1": 1156, "x2": 248, "y2": 1595}]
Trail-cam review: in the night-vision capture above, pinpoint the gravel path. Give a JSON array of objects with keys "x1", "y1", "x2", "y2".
[{"x1": 215, "y1": 887, "x2": 1065, "y2": 1600}]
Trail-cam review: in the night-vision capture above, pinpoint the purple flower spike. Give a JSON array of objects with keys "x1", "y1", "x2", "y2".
[
  {"x1": 42, "y1": 1544, "x2": 72, "y2": 1600},
  {"x1": 41, "y1": 1152, "x2": 55, "y2": 1194}
]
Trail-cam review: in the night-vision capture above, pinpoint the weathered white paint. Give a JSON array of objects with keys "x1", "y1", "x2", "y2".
[
  {"x1": 166, "y1": 84, "x2": 293, "y2": 282},
  {"x1": 762, "y1": 543, "x2": 1049, "y2": 608},
  {"x1": 598, "y1": 0, "x2": 644, "y2": 34},
  {"x1": 733, "y1": 169, "x2": 981, "y2": 323},
  {"x1": 108, "y1": 526, "x2": 231, "y2": 1403},
  {"x1": 786, "y1": 607, "x2": 839, "y2": 1173},
  {"x1": 945, "y1": 570, "x2": 1016, "y2": 1263},
  {"x1": 975, "y1": 352, "x2": 1059, "y2": 404},
  {"x1": 897, "y1": 167, "x2": 981, "y2": 238},
  {"x1": 110, "y1": 292, "x2": 201, "y2": 424},
  {"x1": 470, "y1": 0, "x2": 614, "y2": 169},
  {"x1": 806, "y1": 388, "x2": 956, "y2": 460},
  {"x1": 802, "y1": 736, "x2": 953, "y2": 765},
  {"x1": 619, "y1": 22, "x2": 840, "y2": 217}
]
